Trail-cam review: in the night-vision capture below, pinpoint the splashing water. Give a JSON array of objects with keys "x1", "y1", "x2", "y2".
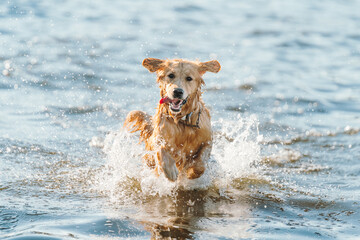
[{"x1": 93, "y1": 114, "x2": 263, "y2": 204}]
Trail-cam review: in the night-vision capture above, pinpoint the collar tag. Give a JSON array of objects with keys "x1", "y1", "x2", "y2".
[
  {"x1": 182, "y1": 112, "x2": 193, "y2": 122},
  {"x1": 187, "y1": 112, "x2": 193, "y2": 120},
  {"x1": 178, "y1": 108, "x2": 201, "y2": 129}
]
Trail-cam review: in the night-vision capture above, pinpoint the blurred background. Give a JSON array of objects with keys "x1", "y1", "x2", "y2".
[{"x1": 1, "y1": 0, "x2": 360, "y2": 239}]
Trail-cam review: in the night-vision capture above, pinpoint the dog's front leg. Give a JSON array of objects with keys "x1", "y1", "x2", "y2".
[
  {"x1": 157, "y1": 148, "x2": 179, "y2": 181},
  {"x1": 186, "y1": 144, "x2": 211, "y2": 179}
]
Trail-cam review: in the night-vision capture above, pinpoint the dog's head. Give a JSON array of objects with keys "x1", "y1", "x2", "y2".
[{"x1": 142, "y1": 58, "x2": 221, "y2": 115}]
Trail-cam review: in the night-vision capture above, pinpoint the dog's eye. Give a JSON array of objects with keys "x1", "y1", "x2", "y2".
[
  {"x1": 186, "y1": 76, "x2": 193, "y2": 81},
  {"x1": 168, "y1": 73, "x2": 175, "y2": 79}
]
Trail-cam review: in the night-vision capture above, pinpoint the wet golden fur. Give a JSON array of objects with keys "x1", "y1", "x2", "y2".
[{"x1": 124, "y1": 58, "x2": 221, "y2": 181}]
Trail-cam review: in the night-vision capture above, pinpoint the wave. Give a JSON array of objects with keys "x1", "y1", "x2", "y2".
[{"x1": 264, "y1": 126, "x2": 360, "y2": 146}]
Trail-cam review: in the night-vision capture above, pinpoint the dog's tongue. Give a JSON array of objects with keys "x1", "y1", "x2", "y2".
[{"x1": 160, "y1": 97, "x2": 172, "y2": 104}]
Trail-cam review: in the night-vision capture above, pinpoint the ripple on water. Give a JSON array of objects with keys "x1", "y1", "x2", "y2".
[
  {"x1": 0, "y1": 211, "x2": 18, "y2": 232},
  {"x1": 264, "y1": 125, "x2": 360, "y2": 146},
  {"x1": 262, "y1": 148, "x2": 303, "y2": 166},
  {"x1": 44, "y1": 105, "x2": 104, "y2": 115}
]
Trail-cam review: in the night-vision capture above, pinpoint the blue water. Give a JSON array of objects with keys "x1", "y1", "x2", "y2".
[{"x1": 1, "y1": 0, "x2": 360, "y2": 239}]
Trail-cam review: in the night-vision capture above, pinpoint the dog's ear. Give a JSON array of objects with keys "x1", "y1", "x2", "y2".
[
  {"x1": 198, "y1": 60, "x2": 221, "y2": 74},
  {"x1": 142, "y1": 58, "x2": 164, "y2": 72}
]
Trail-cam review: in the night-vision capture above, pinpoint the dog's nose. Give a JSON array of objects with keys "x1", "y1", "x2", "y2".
[{"x1": 173, "y1": 88, "x2": 184, "y2": 99}]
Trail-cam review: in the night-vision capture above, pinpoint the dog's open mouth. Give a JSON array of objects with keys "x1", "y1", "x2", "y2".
[{"x1": 160, "y1": 97, "x2": 187, "y2": 113}]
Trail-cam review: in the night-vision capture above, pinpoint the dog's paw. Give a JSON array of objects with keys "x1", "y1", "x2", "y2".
[
  {"x1": 160, "y1": 149, "x2": 179, "y2": 181},
  {"x1": 186, "y1": 165, "x2": 205, "y2": 179},
  {"x1": 186, "y1": 159, "x2": 205, "y2": 179}
]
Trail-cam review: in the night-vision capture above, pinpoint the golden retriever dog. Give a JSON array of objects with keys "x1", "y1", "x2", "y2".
[{"x1": 124, "y1": 58, "x2": 221, "y2": 181}]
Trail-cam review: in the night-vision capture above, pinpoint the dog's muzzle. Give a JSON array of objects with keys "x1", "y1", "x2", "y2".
[{"x1": 159, "y1": 96, "x2": 188, "y2": 113}]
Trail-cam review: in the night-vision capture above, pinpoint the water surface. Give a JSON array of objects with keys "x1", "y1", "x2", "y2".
[{"x1": 1, "y1": 0, "x2": 360, "y2": 239}]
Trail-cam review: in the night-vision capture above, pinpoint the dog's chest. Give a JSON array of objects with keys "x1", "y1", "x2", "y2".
[{"x1": 158, "y1": 121, "x2": 209, "y2": 154}]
